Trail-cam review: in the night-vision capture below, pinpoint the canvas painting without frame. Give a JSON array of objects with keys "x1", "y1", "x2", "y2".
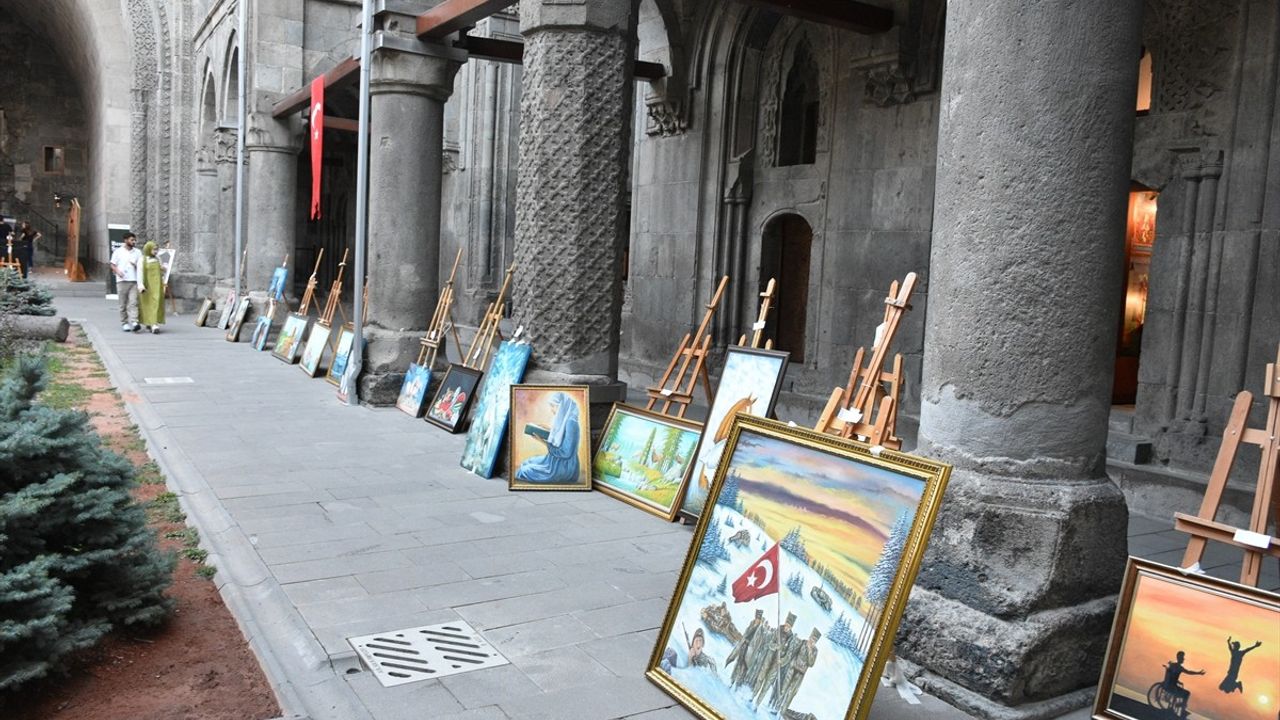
[
  {"x1": 508, "y1": 385, "x2": 591, "y2": 491},
  {"x1": 461, "y1": 341, "x2": 533, "y2": 477},
  {"x1": 593, "y1": 403, "x2": 702, "y2": 520},
  {"x1": 678, "y1": 346, "x2": 789, "y2": 522},
  {"x1": 648, "y1": 415, "x2": 949, "y2": 720},
  {"x1": 396, "y1": 363, "x2": 433, "y2": 418}
]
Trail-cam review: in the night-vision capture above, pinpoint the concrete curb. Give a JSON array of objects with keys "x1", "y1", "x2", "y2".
[{"x1": 79, "y1": 320, "x2": 373, "y2": 720}]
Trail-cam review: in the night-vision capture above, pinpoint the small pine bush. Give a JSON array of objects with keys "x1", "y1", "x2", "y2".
[
  {"x1": 0, "y1": 358, "x2": 174, "y2": 692},
  {"x1": 0, "y1": 268, "x2": 56, "y2": 316}
]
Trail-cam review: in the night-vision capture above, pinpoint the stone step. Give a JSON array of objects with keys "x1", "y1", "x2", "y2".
[
  {"x1": 1108, "y1": 407, "x2": 1135, "y2": 433},
  {"x1": 1106, "y1": 430, "x2": 1152, "y2": 464}
]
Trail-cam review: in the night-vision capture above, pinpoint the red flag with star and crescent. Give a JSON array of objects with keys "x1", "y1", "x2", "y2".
[
  {"x1": 309, "y1": 75, "x2": 324, "y2": 220},
  {"x1": 732, "y1": 542, "x2": 780, "y2": 603}
]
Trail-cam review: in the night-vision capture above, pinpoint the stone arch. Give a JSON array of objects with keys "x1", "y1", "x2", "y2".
[
  {"x1": 222, "y1": 33, "x2": 240, "y2": 125},
  {"x1": 759, "y1": 20, "x2": 834, "y2": 167},
  {"x1": 199, "y1": 63, "x2": 219, "y2": 139},
  {"x1": 637, "y1": 0, "x2": 689, "y2": 135}
]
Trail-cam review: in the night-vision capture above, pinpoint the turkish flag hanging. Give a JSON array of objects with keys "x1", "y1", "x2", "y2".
[
  {"x1": 731, "y1": 542, "x2": 781, "y2": 603},
  {"x1": 309, "y1": 75, "x2": 325, "y2": 220}
]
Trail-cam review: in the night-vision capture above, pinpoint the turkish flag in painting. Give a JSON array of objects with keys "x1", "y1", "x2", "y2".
[
  {"x1": 731, "y1": 543, "x2": 780, "y2": 603},
  {"x1": 309, "y1": 76, "x2": 324, "y2": 220}
]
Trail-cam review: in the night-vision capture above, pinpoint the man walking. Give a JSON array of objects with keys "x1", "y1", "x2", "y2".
[{"x1": 110, "y1": 232, "x2": 143, "y2": 331}]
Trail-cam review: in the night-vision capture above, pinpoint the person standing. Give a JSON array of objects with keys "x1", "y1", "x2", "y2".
[
  {"x1": 16, "y1": 222, "x2": 40, "y2": 278},
  {"x1": 137, "y1": 241, "x2": 166, "y2": 333},
  {"x1": 110, "y1": 232, "x2": 143, "y2": 331}
]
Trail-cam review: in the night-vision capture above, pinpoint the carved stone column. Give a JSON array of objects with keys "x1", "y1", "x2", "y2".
[
  {"x1": 896, "y1": 2, "x2": 1142, "y2": 718},
  {"x1": 213, "y1": 128, "x2": 239, "y2": 283},
  {"x1": 244, "y1": 113, "x2": 299, "y2": 295},
  {"x1": 359, "y1": 10, "x2": 465, "y2": 403},
  {"x1": 512, "y1": 0, "x2": 636, "y2": 415},
  {"x1": 189, "y1": 146, "x2": 218, "y2": 278}
]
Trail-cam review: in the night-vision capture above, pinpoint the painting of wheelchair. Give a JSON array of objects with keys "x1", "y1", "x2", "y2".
[{"x1": 1094, "y1": 559, "x2": 1279, "y2": 720}]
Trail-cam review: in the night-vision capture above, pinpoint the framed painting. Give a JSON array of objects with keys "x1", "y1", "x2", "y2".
[
  {"x1": 299, "y1": 322, "x2": 331, "y2": 378},
  {"x1": 396, "y1": 363, "x2": 433, "y2": 418},
  {"x1": 250, "y1": 304, "x2": 276, "y2": 351},
  {"x1": 216, "y1": 290, "x2": 237, "y2": 329},
  {"x1": 272, "y1": 313, "x2": 308, "y2": 364},
  {"x1": 268, "y1": 265, "x2": 289, "y2": 301},
  {"x1": 1092, "y1": 559, "x2": 1279, "y2": 720},
  {"x1": 156, "y1": 247, "x2": 177, "y2": 284},
  {"x1": 648, "y1": 415, "x2": 949, "y2": 720},
  {"x1": 325, "y1": 324, "x2": 356, "y2": 386},
  {"x1": 225, "y1": 297, "x2": 252, "y2": 342},
  {"x1": 194, "y1": 298, "x2": 213, "y2": 327},
  {"x1": 593, "y1": 404, "x2": 702, "y2": 520},
  {"x1": 461, "y1": 341, "x2": 533, "y2": 478},
  {"x1": 425, "y1": 364, "x2": 483, "y2": 433},
  {"x1": 678, "y1": 346, "x2": 790, "y2": 522},
  {"x1": 508, "y1": 385, "x2": 591, "y2": 491}
]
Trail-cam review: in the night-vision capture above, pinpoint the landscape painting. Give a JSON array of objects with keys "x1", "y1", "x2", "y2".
[
  {"x1": 1095, "y1": 559, "x2": 1279, "y2": 720},
  {"x1": 396, "y1": 363, "x2": 433, "y2": 418},
  {"x1": 679, "y1": 346, "x2": 789, "y2": 522},
  {"x1": 272, "y1": 313, "x2": 308, "y2": 364},
  {"x1": 508, "y1": 385, "x2": 591, "y2": 491},
  {"x1": 648, "y1": 415, "x2": 949, "y2": 720},
  {"x1": 425, "y1": 364, "x2": 483, "y2": 433},
  {"x1": 299, "y1": 322, "x2": 331, "y2": 377},
  {"x1": 593, "y1": 404, "x2": 701, "y2": 520},
  {"x1": 461, "y1": 341, "x2": 533, "y2": 478}
]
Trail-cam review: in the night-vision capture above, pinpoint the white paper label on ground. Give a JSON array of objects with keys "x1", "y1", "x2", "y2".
[
  {"x1": 1234, "y1": 529, "x2": 1273, "y2": 549},
  {"x1": 660, "y1": 388, "x2": 673, "y2": 397},
  {"x1": 752, "y1": 320, "x2": 766, "y2": 331},
  {"x1": 838, "y1": 408, "x2": 863, "y2": 424},
  {"x1": 873, "y1": 322, "x2": 888, "y2": 349}
]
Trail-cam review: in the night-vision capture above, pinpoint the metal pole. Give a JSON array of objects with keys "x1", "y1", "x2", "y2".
[
  {"x1": 341, "y1": 0, "x2": 373, "y2": 405},
  {"x1": 233, "y1": 0, "x2": 248, "y2": 299}
]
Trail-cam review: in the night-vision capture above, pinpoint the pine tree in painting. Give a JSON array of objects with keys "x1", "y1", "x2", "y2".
[
  {"x1": 786, "y1": 571, "x2": 804, "y2": 595},
  {"x1": 857, "y1": 511, "x2": 913, "y2": 654},
  {"x1": 0, "y1": 359, "x2": 174, "y2": 691},
  {"x1": 828, "y1": 613, "x2": 858, "y2": 652},
  {"x1": 697, "y1": 520, "x2": 729, "y2": 566},
  {"x1": 716, "y1": 575, "x2": 728, "y2": 596},
  {"x1": 719, "y1": 470, "x2": 743, "y2": 512},
  {"x1": 639, "y1": 427, "x2": 656, "y2": 464},
  {"x1": 780, "y1": 526, "x2": 808, "y2": 564},
  {"x1": 658, "y1": 427, "x2": 683, "y2": 473}
]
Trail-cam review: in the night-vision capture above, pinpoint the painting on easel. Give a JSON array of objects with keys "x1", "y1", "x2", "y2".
[
  {"x1": 508, "y1": 385, "x2": 591, "y2": 492},
  {"x1": 677, "y1": 346, "x2": 789, "y2": 522},
  {"x1": 300, "y1": 323, "x2": 331, "y2": 377},
  {"x1": 461, "y1": 341, "x2": 533, "y2": 478},
  {"x1": 425, "y1": 364, "x2": 483, "y2": 433},
  {"x1": 272, "y1": 314, "x2": 308, "y2": 364},
  {"x1": 396, "y1": 364, "x2": 433, "y2": 418}
]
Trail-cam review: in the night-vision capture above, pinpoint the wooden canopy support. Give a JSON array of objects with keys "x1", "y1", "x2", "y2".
[
  {"x1": 417, "y1": 0, "x2": 513, "y2": 39},
  {"x1": 458, "y1": 36, "x2": 665, "y2": 79},
  {"x1": 272, "y1": 56, "x2": 360, "y2": 118},
  {"x1": 729, "y1": 0, "x2": 894, "y2": 35}
]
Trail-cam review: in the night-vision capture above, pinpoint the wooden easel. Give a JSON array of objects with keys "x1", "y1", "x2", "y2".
[
  {"x1": 0, "y1": 239, "x2": 22, "y2": 274},
  {"x1": 646, "y1": 275, "x2": 730, "y2": 419},
  {"x1": 1174, "y1": 343, "x2": 1280, "y2": 587},
  {"x1": 737, "y1": 278, "x2": 776, "y2": 350},
  {"x1": 298, "y1": 248, "x2": 324, "y2": 317},
  {"x1": 416, "y1": 248, "x2": 465, "y2": 370},
  {"x1": 318, "y1": 248, "x2": 348, "y2": 328},
  {"x1": 814, "y1": 273, "x2": 917, "y2": 450},
  {"x1": 462, "y1": 263, "x2": 514, "y2": 371}
]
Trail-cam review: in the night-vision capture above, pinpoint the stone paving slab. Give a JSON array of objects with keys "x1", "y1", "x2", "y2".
[{"x1": 55, "y1": 292, "x2": 1277, "y2": 720}]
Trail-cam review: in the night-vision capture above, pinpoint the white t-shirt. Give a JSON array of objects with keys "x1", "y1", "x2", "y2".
[{"x1": 110, "y1": 245, "x2": 142, "y2": 282}]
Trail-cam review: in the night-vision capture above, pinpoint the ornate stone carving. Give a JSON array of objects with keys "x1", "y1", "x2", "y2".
[
  {"x1": 645, "y1": 97, "x2": 686, "y2": 136},
  {"x1": 1145, "y1": 0, "x2": 1238, "y2": 116},
  {"x1": 866, "y1": 63, "x2": 916, "y2": 107},
  {"x1": 443, "y1": 143, "x2": 461, "y2": 174},
  {"x1": 758, "y1": 21, "x2": 834, "y2": 166},
  {"x1": 213, "y1": 128, "x2": 239, "y2": 164},
  {"x1": 512, "y1": 27, "x2": 630, "y2": 371}
]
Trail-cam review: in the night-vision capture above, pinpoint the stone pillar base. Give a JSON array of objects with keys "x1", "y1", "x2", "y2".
[
  {"x1": 358, "y1": 326, "x2": 424, "y2": 406},
  {"x1": 169, "y1": 272, "x2": 218, "y2": 307},
  {"x1": 899, "y1": 654, "x2": 1099, "y2": 720}
]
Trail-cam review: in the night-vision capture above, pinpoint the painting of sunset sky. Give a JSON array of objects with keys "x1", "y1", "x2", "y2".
[
  {"x1": 1106, "y1": 570, "x2": 1279, "y2": 720},
  {"x1": 731, "y1": 430, "x2": 925, "y2": 600}
]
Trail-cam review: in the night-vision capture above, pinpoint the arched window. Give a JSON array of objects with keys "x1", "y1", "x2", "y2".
[
  {"x1": 200, "y1": 72, "x2": 217, "y2": 137},
  {"x1": 223, "y1": 46, "x2": 240, "y2": 125},
  {"x1": 760, "y1": 214, "x2": 813, "y2": 362},
  {"x1": 777, "y1": 42, "x2": 819, "y2": 167}
]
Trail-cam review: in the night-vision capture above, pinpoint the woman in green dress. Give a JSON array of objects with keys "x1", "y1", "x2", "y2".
[{"x1": 138, "y1": 241, "x2": 166, "y2": 334}]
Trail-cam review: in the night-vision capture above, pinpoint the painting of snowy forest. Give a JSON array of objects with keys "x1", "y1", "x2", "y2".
[
  {"x1": 461, "y1": 341, "x2": 533, "y2": 478},
  {"x1": 648, "y1": 415, "x2": 950, "y2": 720},
  {"x1": 593, "y1": 404, "x2": 702, "y2": 519}
]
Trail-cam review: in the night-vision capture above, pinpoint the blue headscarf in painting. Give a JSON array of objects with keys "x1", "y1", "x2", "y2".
[{"x1": 515, "y1": 392, "x2": 581, "y2": 484}]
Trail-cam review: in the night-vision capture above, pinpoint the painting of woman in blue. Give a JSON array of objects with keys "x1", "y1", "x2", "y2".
[{"x1": 515, "y1": 392, "x2": 582, "y2": 485}]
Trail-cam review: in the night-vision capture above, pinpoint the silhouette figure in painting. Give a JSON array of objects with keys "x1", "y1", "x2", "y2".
[
  {"x1": 515, "y1": 392, "x2": 581, "y2": 484},
  {"x1": 1161, "y1": 651, "x2": 1205, "y2": 719},
  {"x1": 1218, "y1": 636, "x2": 1262, "y2": 694}
]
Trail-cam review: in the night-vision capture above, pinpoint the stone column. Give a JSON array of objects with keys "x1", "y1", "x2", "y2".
[
  {"x1": 244, "y1": 113, "x2": 298, "y2": 295},
  {"x1": 896, "y1": 2, "x2": 1142, "y2": 718},
  {"x1": 359, "y1": 11, "x2": 465, "y2": 404},
  {"x1": 511, "y1": 0, "x2": 636, "y2": 415},
  {"x1": 213, "y1": 128, "x2": 239, "y2": 283},
  {"x1": 190, "y1": 146, "x2": 218, "y2": 278}
]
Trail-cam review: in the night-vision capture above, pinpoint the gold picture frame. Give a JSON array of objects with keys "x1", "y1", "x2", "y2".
[
  {"x1": 592, "y1": 403, "x2": 703, "y2": 521},
  {"x1": 508, "y1": 384, "x2": 592, "y2": 492},
  {"x1": 646, "y1": 415, "x2": 950, "y2": 720},
  {"x1": 1092, "y1": 558, "x2": 1279, "y2": 720}
]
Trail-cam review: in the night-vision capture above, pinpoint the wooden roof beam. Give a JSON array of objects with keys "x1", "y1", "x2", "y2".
[
  {"x1": 730, "y1": 0, "x2": 894, "y2": 35},
  {"x1": 460, "y1": 36, "x2": 666, "y2": 79},
  {"x1": 271, "y1": 56, "x2": 361, "y2": 118},
  {"x1": 417, "y1": 0, "x2": 514, "y2": 39}
]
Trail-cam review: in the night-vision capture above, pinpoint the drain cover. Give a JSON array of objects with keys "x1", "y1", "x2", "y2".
[{"x1": 347, "y1": 621, "x2": 509, "y2": 687}]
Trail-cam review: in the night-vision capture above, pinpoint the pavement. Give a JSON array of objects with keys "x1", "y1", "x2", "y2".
[{"x1": 48, "y1": 285, "x2": 1278, "y2": 720}]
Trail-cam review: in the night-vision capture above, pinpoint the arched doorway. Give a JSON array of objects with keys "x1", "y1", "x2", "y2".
[
  {"x1": 1114, "y1": 185, "x2": 1157, "y2": 404},
  {"x1": 760, "y1": 213, "x2": 812, "y2": 363}
]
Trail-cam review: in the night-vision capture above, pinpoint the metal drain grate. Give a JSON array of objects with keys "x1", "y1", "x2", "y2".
[{"x1": 347, "y1": 621, "x2": 509, "y2": 688}]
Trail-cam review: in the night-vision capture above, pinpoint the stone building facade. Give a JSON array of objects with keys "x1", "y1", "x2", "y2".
[{"x1": 1, "y1": 0, "x2": 1277, "y2": 718}]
